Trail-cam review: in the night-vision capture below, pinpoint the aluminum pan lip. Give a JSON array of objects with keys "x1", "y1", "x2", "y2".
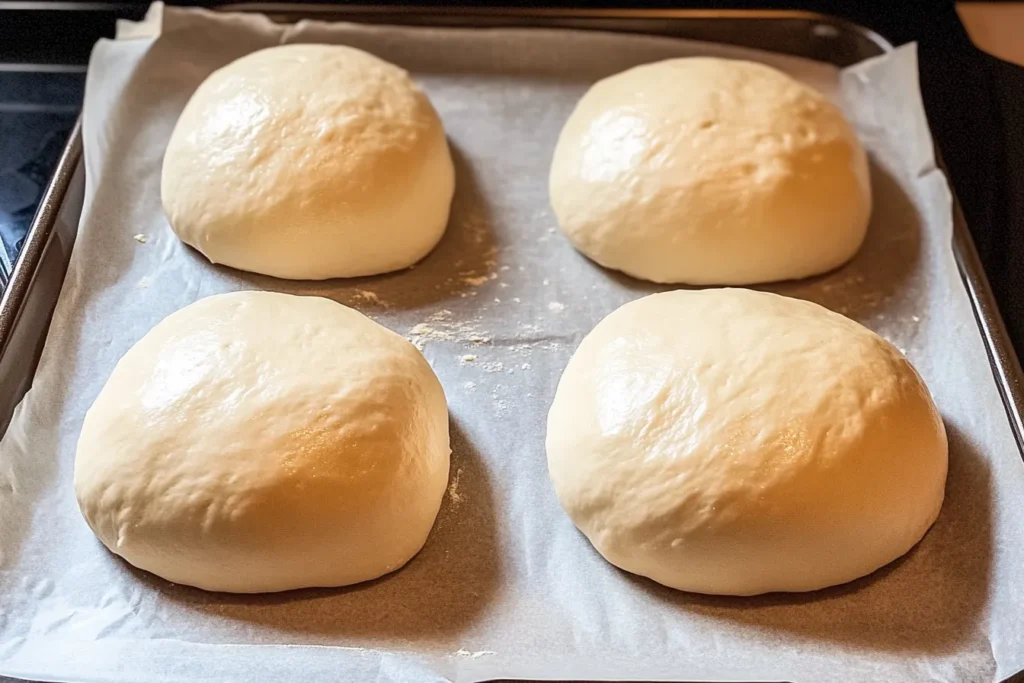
[
  {"x1": 221, "y1": 4, "x2": 893, "y2": 66},
  {"x1": 0, "y1": 116, "x2": 81, "y2": 363}
]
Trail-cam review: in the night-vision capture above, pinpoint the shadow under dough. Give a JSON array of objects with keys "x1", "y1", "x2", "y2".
[
  {"x1": 623, "y1": 421, "x2": 993, "y2": 655},
  {"x1": 593, "y1": 159, "x2": 923, "y2": 325},
  {"x1": 220, "y1": 142, "x2": 499, "y2": 312},
  {"x1": 131, "y1": 416, "x2": 501, "y2": 641},
  {"x1": 769, "y1": 159, "x2": 923, "y2": 323}
]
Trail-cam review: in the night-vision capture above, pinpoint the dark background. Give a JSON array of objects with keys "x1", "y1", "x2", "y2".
[{"x1": 2, "y1": 0, "x2": 1022, "y2": 353}]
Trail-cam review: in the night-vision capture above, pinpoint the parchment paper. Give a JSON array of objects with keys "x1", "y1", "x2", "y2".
[{"x1": 2, "y1": 5, "x2": 1023, "y2": 682}]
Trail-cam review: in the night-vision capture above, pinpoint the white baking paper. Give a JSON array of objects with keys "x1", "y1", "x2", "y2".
[{"x1": 1, "y1": 5, "x2": 1023, "y2": 682}]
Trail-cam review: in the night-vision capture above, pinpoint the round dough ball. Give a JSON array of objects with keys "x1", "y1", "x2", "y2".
[
  {"x1": 549, "y1": 58, "x2": 872, "y2": 285},
  {"x1": 75, "y1": 291, "x2": 450, "y2": 593},
  {"x1": 161, "y1": 44, "x2": 455, "y2": 280},
  {"x1": 546, "y1": 289, "x2": 947, "y2": 595}
]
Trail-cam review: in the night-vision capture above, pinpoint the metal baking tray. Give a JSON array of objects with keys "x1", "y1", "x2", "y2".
[
  {"x1": 2, "y1": 6, "x2": 1024, "y2": 683},
  {"x1": 3, "y1": 4, "x2": 1020, "y2": 457}
]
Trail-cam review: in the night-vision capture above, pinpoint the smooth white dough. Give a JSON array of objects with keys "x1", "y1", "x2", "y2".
[
  {"x1": 546, "y1": 289, "x2": 947, "y2": 595},
  {"x1": 161, "y1": 44, "x2": 455, "y2": 280},
  {"x1": 75, "y1": 291, "x2": 450, "y2": 593},
  {"x1": 549, "y1": 58, "x2": 872, "y2": 285}
]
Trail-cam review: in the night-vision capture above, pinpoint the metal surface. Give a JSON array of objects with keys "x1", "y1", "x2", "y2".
[
  {"x1": 953, "y1": 197, "x2": 1024, "y2": 452},
  {"x1": 0, "y1": 65, "x2": 85, "y2": 286},
  {"x1": 0, "y1": 116, "x2": 79, "y2": 357},
  {"x1": 0, "y1": 118, "x2": 80, "y2": 435},
  {"x1": 228, "y1": 4, "x2": 891, "y2": 67}
]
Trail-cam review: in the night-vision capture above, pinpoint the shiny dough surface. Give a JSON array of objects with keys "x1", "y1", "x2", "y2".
[
  {"x1": 75, "y1": 291, "x2": 450, "y2": 593},
  {"x1": 549, "y1": 58, "x2": 871, "y2": 285},
  {"x1": 161, "y1": 44, "x2": 455, "y2": 280},
  {"x1": 546, "y1": 288, "x2": 947, "y2": 595}
]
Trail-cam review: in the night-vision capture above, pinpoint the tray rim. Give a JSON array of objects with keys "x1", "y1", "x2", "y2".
[
  {"x1": 0, "y1": 117, "x2": 81, "y2": 365},
  {"x1": 223, "y1": 3, "x2": 895, "y2": 65}
]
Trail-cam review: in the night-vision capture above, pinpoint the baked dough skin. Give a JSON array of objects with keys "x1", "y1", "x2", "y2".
[
  {"x1": 546, "y1": 289, "x2": 947, "y2": 595},
  {"x1": 75, "y1": 291, "x2": 450, "y2": 593},
  {"x1": 161, "y1": 44, "x2": 455, "y2": 280},
  {"x1": 549, "y1": 58, "x2": 872, "y2": 285}
]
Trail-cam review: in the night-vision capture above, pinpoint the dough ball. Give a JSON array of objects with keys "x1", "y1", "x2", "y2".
[
  {"x1": 546, "y1": 289, "x2": 947, "y2": 595},
  {"x1": 75, "y1": 291, "x2": 450, "y2": 593},
  {"x1": 549, "y1": 58, "x2": 871, "y2": 285},
  {"x1": 161, "y1": 44, "x2": 455, "y2": 280}
]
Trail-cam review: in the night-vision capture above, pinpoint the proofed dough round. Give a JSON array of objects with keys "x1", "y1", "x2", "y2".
[
  {"x1": 161, "y1": 44, "x2": 455, "y2": 280},
  {"x1": 546, "y1": 289, "x2": 947, "y2": 595},
  {"x1": 549, "y1": 58, "x2": 872, "y2": 285},
  {"x1": 75, "y1": 291, "x2": 450, "y2": 593}
]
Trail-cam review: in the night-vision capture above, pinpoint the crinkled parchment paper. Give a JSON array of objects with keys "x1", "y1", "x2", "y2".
[{"x1": 1, "y1": 5, "x2": 1023, "y2": 682}]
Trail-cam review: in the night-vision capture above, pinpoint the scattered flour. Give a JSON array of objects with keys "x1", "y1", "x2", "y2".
[
  {"x1": 490, "y1": 389, "x2": 510, "y2": 417},
  {"x1": 447, "y1": 468, "x2": 464, "y2": 506},
  {"x1": 349, "y1": 289, "x2": 384, "y2": 306},
  {"x1": 548, "y1": 301, "x2": 565, "y2": 312},
  {"x1": 452, "y1": 649, "x2": 496, "y2": 659},
  {"x1": 407, "y1": 309, "x2": 491, "y2": 349}
]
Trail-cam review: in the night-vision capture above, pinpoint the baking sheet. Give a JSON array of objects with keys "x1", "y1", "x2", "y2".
[{"x1": 2, "y1": 4, "x2": 1024, "y2": 682}]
